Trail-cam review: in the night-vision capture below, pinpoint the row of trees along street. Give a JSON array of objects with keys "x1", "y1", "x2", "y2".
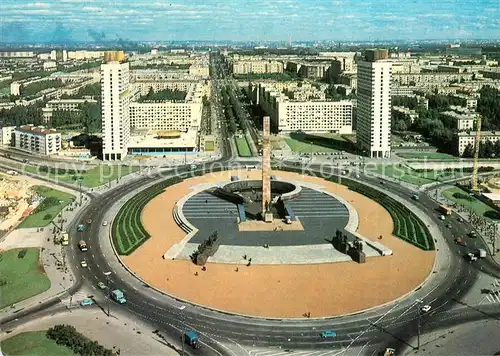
[
  {"x1": 221, "y1": 85, "x2": 241, "y2": 134},
  {"x1": 0, "y1": 83, "x2": 101, "y2": 134},
  {"x1": 391, "y1": 85, "x2": 500, "y2": 156}
]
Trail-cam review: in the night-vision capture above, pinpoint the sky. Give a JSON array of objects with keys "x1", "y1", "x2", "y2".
[{"x1": 1, "y1": 0, "x2": 499, "y2": 43}]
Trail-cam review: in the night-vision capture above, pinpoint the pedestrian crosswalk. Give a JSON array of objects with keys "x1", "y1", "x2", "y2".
[
  {"x1": 248, "y1": 348, "x2": 342, "y2": 356},
  {"x1": 60, "y1": 291, "x2": 90, "y2": 308}
]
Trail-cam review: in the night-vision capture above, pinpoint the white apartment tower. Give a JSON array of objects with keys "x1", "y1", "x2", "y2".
[
  {"x1": 357, "y1": 49, "x2": 392, "y2": 158},
  {"x1": 101, "y1": 51, "x2": 130, "y2": 161}
]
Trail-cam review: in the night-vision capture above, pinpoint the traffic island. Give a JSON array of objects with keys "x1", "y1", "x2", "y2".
[{"x1": 112, "y1": 169, "x2": 435, "y2": 318}]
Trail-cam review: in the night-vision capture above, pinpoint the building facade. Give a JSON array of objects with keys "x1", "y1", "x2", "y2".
[
  {"x1": 457, "y1": 131, "x2": 500, "y2": 156},
  {"x1": 232, "y1": 60, "x2": 284, "y2": 74},
  {"x1": 357, "y1": 49, "x2": 392, "y2": 158},
  {"x1": 129, "y1": 102, "x2": 202, "y2": 132},
  {"x1": 12, "y1": 125, "x2": 61, "y2": 155},
  {"x1": 0, "y1": 126, "x2": 15, "y2": 146},
  {"x1": 255, "y1": 83, "x2": 353, "y2": 134},
  {"x1": 101, "y1": 52, "x2": 130, "y2": 160}
]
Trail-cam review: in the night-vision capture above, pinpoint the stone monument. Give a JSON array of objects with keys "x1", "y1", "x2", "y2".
[{"x1": 261, "y1": 116, "x2": 273, "y2": 222}]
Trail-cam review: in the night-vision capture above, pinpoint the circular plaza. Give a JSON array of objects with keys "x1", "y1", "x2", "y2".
[{"x1": 117, "y1": 169, "x2": 436, "y2": 318}]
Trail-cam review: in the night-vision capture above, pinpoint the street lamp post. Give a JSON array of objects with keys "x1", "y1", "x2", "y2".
[
  {"x1": 78, "y1": 177, "x2": 83, "y2": 207},
  {"x1": 104, "y1": 271, "x2": 111, "y2": 317},
  {"x1": 416, "y1": 299, "x2": 424, "y2": 350}
]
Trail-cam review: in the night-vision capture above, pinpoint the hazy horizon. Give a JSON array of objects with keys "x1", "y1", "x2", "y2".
[{"x1": 1, "y1": 0, "x2": 499, "y2": 43}]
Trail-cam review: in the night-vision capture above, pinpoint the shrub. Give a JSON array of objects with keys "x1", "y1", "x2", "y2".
[
  {"x1": 37, "y1": 196, "x2": 60, "y2": 211},
  {"x1": 46, "y1": 324, "x2": 114, "y2": 356},
  {"x1": 452, "y1": 192, "x2": 475, "y2": 202},
  {"x1": 43, "y1": 213, "x2": 52, "y2": 220}
]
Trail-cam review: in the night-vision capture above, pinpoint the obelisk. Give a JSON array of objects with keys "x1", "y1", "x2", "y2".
[{"x1": 261, "y1": 116, "x2": 273, "y2": 222}]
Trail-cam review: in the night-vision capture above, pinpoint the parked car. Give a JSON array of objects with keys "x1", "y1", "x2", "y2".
[
  {"x1": 458, "y1": 217, "x2": 464, "y2": 223},
  {"x1": 446, "y1": 224, "x2": 452, "y2": 228},
  {"x1": 80, "y1": 260, "x2": 88, "y2": 268},
  {"x1": 421, "y1": 305, "x2": 432, "y2": 313},
  {"x1": 320, "y1": 330, "x2": 337, "y2": 338},
  {"x1": 80, "y1": 298, "x2": 94, "y2": 306}
]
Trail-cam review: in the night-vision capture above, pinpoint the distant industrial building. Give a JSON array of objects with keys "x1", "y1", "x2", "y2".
[{"x1": 357, "y1": 49, "x2": 392, "y2": 158}]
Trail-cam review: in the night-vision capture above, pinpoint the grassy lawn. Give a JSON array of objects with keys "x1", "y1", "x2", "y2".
[
  {"x1": 235, "y1": 136, "x2": 252, "y2": 157},
  {"x1": 205, "y1": 140, "x2": 215, "y2": 151},
  {"x1": 396, "y1": 151, "x2": 459, "y2": 160},
  {"x1": 285, "y1": 137, "x2": 337, "y2": 153},
  {"x1": 271, "y1": 139, "x2": 282, "y2": 150},
  {"x1": 18, "y1": 186, "x2": 74, "y2": 228},
  {"x1": 284, "y1": 132, "x2": 349, "y2": 153},
  {"x1": 373, "y1": 164, "x2": 469, "y2": 186},
  {"x1": 0, "y1": 248, "x2": 51, "y2": 309},
  {"x1": 1, "y1": 331, "x2": 75, "y2": 356},
  {"x1": 443, "y1": 187, "x2": 500, "y2": 220},
  {"x1": 112, "y1": 177, "x2": 182, "y2": 255},
  {"x1": 24, "y1": 165, "x2": 140, "y2": 188}
]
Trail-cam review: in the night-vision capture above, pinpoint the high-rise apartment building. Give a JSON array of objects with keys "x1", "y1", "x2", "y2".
[
  {"x1": 357, "y1": 49, "x2": 392, "y2": 158},
  {"x1": 101, "y1": 51, "x2": 130, "y2": 160}
]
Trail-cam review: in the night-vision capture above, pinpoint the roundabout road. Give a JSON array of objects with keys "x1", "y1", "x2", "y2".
[{"x1": 65, "y1": 160, "x2": 500, "y2": 355}]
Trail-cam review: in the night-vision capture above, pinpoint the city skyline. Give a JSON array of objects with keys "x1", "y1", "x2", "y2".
[{"x1": 1, "y1": 0, "x2": 499, "y2": 43}]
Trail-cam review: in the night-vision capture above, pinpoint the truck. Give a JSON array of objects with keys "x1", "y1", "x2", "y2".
[
  {"x1": 476, "y1": 249, "x2": 487, "y2": 258},
  {"x1": 78, "y1": 240, "x2": 88, "y2": 251},
  {"x1": 111, "y1": 289, "x2": 126, "y2": 304},
  {"x1": 438, "y1": 205, "x2": 452, "y2": 216},
  {"x1": 184, "y1": 331, "x2": 200, "y2": 348}
]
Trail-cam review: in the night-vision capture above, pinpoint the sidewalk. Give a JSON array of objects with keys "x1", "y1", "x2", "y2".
[
  {"x1": 0, "y1": 309, "x2": 179, "y2": 356},
  {"x1": 425, "y1": 184, "x2": 500, "y2": 262},
  {"x1": 0, "y1": 179, "x2": 88, "y2": 321}
]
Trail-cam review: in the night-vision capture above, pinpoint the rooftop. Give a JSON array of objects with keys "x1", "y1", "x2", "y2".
[{"x1": 15, "y1": 125, "x2": 58, "y2": 136}]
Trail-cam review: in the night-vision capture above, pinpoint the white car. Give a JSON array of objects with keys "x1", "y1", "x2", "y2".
[
  {"x1": 80, "y1": 260, "x2": 88, "y2": 268},
  {"x1": 421, "y1": 305, "x2": 431, "y2": 313},
  {"x1": 102, "y1": 220, "x2": 108, "y2": 226}
]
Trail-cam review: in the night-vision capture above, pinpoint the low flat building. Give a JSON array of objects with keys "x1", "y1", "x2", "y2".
[
  {"x1": 457, "y1": 131, "x2": 500, "y2": 156},
  {"x1": 481, "y1": 193, "x2": 500, "y2": 208},
  {"x1": 127, "y1": 129, "x2": 198, "y2": 155},
  {"x1": 42, "y1": 98, "x2": 98, "y2": 122},
  {"x1": 440, "y1": 110, "x2": 478, "y2": 131},
  {"x1": 392, "y1": 106, "x2": 418, "y2": 123},
  {"x1": 12, "y1": 125, "x2": 61, "y2": 155}
]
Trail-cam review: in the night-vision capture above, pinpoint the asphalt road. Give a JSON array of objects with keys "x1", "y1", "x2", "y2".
[
  {"x1": 2, "y1": 145, "x2": 500, "y2": 355},
  {"x1": 4, "y1": 58, "x2": 500, "y2": 354},
  {"x1": 54, "y1": 160, "x2": 500, "y2": 356}
]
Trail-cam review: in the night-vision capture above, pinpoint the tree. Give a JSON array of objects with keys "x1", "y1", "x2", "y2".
[
  {"x1": 393, "y1": 120, "x2": 407, "y2": 132},
  {"x1": 462, "y1": 143, "x2": 474, "y2": 157}
]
